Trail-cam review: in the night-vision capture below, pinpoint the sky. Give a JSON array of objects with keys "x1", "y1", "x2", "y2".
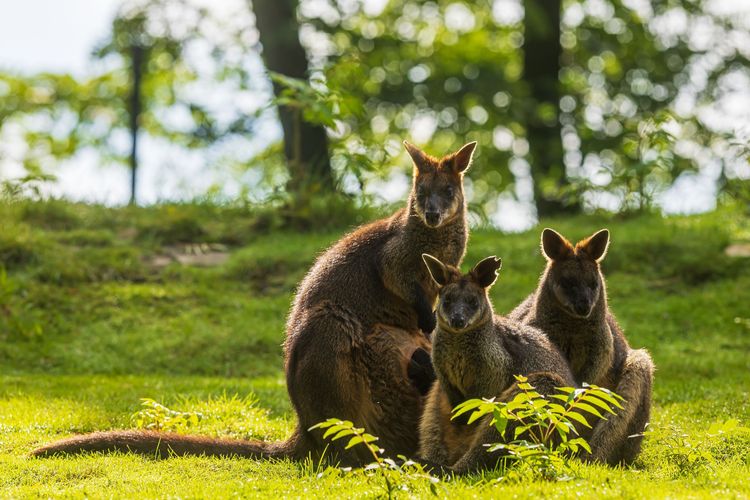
[
  {"x1": 0, "y1": 0, "x2": 276, "y2": 206},
  {"x1": 0, "y1": 0, "x2": 120, "y2": 75},
  {"x1": 0, "y1": 0, "x2": 748, "y2": 229}
]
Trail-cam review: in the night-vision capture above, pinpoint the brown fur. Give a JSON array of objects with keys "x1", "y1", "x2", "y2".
[
  {"x1": 510, "y1": 228, "x2": 655, "y2": 465},
  {"x1": 418, "y1": 255, "x2": 575, "y2": 473},
  {"x1": 32, "y1": 430, "x2": 299, "y2": 459},
  {"x1": 31, "y1": 141, "x2": 476, "y2": 464}
]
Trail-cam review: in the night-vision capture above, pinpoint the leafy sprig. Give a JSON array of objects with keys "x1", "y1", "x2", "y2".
[{"x1": 453, "y1": 375, "x2": 624, "y2": 478}]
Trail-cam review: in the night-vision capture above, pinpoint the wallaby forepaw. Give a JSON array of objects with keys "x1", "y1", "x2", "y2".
[
  {"x1": 418, "y1": 311, "x2": 437, "y2": 336},
  {"x1": 408, "y1": 348, "x2": 436, "y2": 395}
]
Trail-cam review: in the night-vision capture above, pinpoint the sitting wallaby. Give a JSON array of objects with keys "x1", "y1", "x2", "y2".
[
  {"x1": 510, "y1": 228, "x2": 655, "y2": 465},
  {"x1": 32, "y1": 141, "x2": 476, "y2": 465},
  {"x1": 418, "y1": 254, "x2": 575, "y2": 473}
]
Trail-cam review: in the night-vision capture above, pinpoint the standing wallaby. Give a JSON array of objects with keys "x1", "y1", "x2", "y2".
[
  {"x1": 510, "y1": 228, "x2": 655, "y2": 465},
  {"x1": 32, "y1": 141, "x2": 476, "y2": 465},
  {"x1": 418, "y1": 254, "x2": 575, "y2": 473}
]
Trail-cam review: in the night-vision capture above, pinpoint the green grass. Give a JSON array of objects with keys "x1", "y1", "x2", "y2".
[{"x1": 1, "y1": 200, "x2": 749, "y2": 498}]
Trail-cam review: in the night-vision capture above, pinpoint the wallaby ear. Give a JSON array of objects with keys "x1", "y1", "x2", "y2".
[
  {"x1": 404, "y1": 141, "x2": 433, "y2": 174},
  {"x1": 471, "y1": 256, "x2": 502, "y2": 288},
  {"x1": 578, "y1": 229, "x2": 610, "y2": 262},
  {"x1": 449, "y1": 141, "x2": 477, "y2": 174},
  {"x1": 422, "y1": 253, "x2": 449, "y2": 287},
  {"x1": 541, "y1": 228, "x2": 574, "y2": 261}
]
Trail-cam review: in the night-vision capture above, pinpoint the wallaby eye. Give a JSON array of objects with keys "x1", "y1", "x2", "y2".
[
  {"x1": 468, "y1": 297, "x2": 478, "y2": 308},
  {"x1": 445, "y1": 186, "x2": 454, "y2": 196}
]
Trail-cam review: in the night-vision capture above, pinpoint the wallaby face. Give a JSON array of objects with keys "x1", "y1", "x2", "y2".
[
  {"x1": 422, "y1": 254, "x2": 501, "y2": 332},
  {"x1": 541, "y1": 228, "x2": 610, "y2": 319},
  {"x1": 405, "y1": 141, "x2": 476, "y2": 228}
]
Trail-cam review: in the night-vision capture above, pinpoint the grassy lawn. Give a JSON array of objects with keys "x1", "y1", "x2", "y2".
[{"x1": 1, "y1": 200, "x2": 749, "y2": 498}]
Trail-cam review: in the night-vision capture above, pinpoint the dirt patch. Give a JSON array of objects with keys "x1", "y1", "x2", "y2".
[
  {"x1": 150, "y1": 243, "x2": 231, "y2": 268},
  {"x1": 725, "y1": 243, "x2": 750, "y2": 258}
]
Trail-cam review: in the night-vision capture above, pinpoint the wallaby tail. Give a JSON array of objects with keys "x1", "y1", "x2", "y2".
[{"x1": 31, "y1": 428, "x2": 306, "y2": 460}]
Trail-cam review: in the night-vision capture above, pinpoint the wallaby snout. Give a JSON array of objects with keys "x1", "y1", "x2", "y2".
[
  {"x1": 425, "y1": 208, "x2": 441, "y2": 227},
  {"x1": 573, "y1": 299, "x2": 593, "y2": 318},
  {"x1": 449, "y1": 312, "x2": 467, "y2": 329}
]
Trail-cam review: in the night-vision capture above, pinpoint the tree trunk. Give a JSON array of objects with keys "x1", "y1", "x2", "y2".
[
  {"x1": 253, "y1": 0, "x2": 334, "y2": 197},
  {"x1": 128, "y1": 44, "x2": 143, "y2": 206},
  {"x1": 523, "y1": 0, "x2": 575, "y2": 216}
]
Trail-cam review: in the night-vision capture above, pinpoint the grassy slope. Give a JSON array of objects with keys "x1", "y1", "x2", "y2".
[{"x1": 1, "y1": 200, "x2": 749, "y2": 498}]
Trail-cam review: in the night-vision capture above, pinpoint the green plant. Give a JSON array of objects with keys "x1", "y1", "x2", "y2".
[
  {"x1": 0, "y1": 267, "x2": 43, "y2": 340},
  {"x1": 131, "y1": 398, "x2": 205, "y2": 432},
  {"x1": 658, "y1": 419, "x2": 750, "y2": 477},
  {"x1": 453, "y1": 375, "x2": 624, "y2": 480},
  {"x1": 310, "y1": 419, "x2": 440, "y2": 499},
  {"x1": 269, "y1": 72, "x2": 388, "y2": 198},
  {"x1": 0, "y1": 173, "x2": 55, "y2": 201}
]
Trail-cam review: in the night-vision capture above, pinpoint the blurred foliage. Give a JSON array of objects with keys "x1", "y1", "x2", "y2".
[
  {"x1": 0, "y1": 0, "x2": 748, "y2": 216},
  {"x1": 269, "y1": 72, "x2": 388, "y2": 200},
  {"x1": 0, "y1": 0, "x2": 262, "y2": 194},
  {"x1": 302, "y1": 0, "x2": 525, "y2": 217},
  {"x1": 558, "y1": 0, "x2": 750, "y2": 213},
  {"x1": 301, "y1": 0, "x2": 750, "y2": 215}
]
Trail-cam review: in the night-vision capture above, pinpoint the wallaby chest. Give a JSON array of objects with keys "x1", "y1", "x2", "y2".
[
  {"x1": 548, "y1": 321, "x2": 614, "y2": 386},
  {"x1": 432, "y1": 326, "x2": 511, "y2": 399}
]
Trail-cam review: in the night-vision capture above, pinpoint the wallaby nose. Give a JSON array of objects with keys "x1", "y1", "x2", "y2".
[
  {"x1": 449, "y1": 314, "x2": 466, "y2": 329},
  {"x1": 425, "y1": 211, "x2": 440, "y2": 226},
  {"x1": 574, "y1": 302, "x2": 590, "y2": 317}
]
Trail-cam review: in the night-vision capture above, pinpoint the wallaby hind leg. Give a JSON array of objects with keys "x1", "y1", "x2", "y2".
[
  {"x1": 364, "y1": 324, "x2": 432, "y2": 458},
  {"x1": 418, "y1": 385, "x2": 452, "y2": 466},
  {"x1": 286, "y1": 306, "x2": 375, "y2": 466},
  {"x1": 614, "y1": 351, "x2": 653, "y2": 465},
  {"x1": 418, "y1": 383, "x2": 475, "y2": 467},
  {"x1": 450, "y1": 371, "x2": 569, "y2": 474},
  {"x1": 587, "y1": 348, "x2": 654, "y2": 465}
]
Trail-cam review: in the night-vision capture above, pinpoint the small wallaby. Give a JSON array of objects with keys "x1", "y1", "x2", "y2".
[
  {"x1": 418, "y1": 254, "x2": 575, "y2": 473},
  {"x1": 510, "y1": 228, "x2": 655, "y2": 465},
  {"x1": 32, "y1": 141, "x2": 476, "y2": 465}
]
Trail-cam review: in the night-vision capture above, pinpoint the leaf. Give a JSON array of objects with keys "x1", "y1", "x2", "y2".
[
  {"x1": 580, "y1": 394, "x2": 617, "y2": 415},
  {"x1": 487, "y1": 443, "x2": 511, "y2": 453},
  {"x1": 331, "y1": 429, "x2": 355, "y2": 441},
  {"x1": 550, "y1": 394, "x2": 572, "y2": 403},
  {"x1": 585, "y1": 388, "x2": 625, "y2": 409},
  {"x1": 452, "y1": 399, "x2": 483, "y2": 418},
  {"x1": 345, "y1": 435, "x2": 364, "y2": 449},
  {"x1": 568, "y1": 438, "x2": 592, "y2": 454},
  {"x1": 322, "y1": 426, "x2": 342, "y2": 439},
  {"x1": 573, "y1": 402, "x2": 606, "y2": 420},
  {"x1": 721, "y1": 419, "x2": 739, "y2": 432},
  {"x1": 548, "y1": 403, "x2": 567, "y2": 414},
  {"x1": 565, "y1": 411, "x2": 592, "y2": 429},
  {"x1": 514, "y1": 424, "x2": 532, "y2": 439},
  {"x1": 493, "y1": 413, "x2": 509, "y2": 436},
  {"x1": 467, "y1": 409, "x2": 487, "y2": 425},
  {"x1": 309, "y1": 418, "x2": 339, "y2": 431},
  {"x1": 362, "y1": 434, "x2": 379, "y2": 443}
]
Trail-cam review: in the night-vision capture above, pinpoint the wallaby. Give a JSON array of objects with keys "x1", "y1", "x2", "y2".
[
  {"x1": 32, "y1": 141, "x2": 476, "y2": 465},
  {"x1": 510, "y1": 228, "x2": 655, "y2": 465},
  {"x1": 418, "y1": 254, "x2": 575, "y2": 473}
]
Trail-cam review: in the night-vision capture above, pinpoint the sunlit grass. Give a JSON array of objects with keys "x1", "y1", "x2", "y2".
[{"x1": 1, "y1": 201, "x2": 749, "y2": 498}]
